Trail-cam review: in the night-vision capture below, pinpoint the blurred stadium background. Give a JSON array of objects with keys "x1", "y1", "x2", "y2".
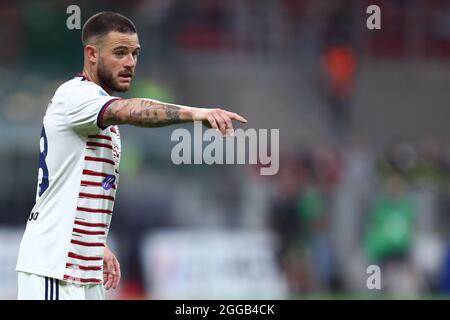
[{"x1": 1, "y1": 0, "x2": 450, "y2": 299}]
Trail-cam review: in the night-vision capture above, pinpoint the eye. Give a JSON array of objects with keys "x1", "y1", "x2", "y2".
[{"x1": 114, "y1": 50, "x2": 126, "y2": 57}]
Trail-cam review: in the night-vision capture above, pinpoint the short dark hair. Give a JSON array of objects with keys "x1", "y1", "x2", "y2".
[{"x1": 81, "y1": 11, "x2": 137, "y2": 47}]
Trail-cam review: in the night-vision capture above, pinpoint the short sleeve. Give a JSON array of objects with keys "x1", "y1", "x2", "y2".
[{"x1": 65, "y1": 82, "x2": 121, "y2": 133}]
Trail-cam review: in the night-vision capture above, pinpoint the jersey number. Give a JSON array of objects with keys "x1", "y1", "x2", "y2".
[
  {"x1": 28, "y1": 212, "x2": 39, "y2": 221},
  {"x1": 38, "y1": 126, "x2": 49, "y2": 197}
]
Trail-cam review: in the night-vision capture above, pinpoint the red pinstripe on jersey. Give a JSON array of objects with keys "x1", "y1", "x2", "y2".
[
  {"x1": 72, "y1": 228, "x2": 105, "y2": 236},
  {"x1": 76, "y1": 206, "x2": 112, "y2": 214},
  {"x1": 88, "y1": 134, "x2": 111, "y2": 141},
  {"x1": 68, "y1": 252, "x2": 102, "y2": 261},
  {"x1": 78, "y1": 193, "x2": 115, "y2": 201},
  {"x1": 82, "y1": 169, "x2": 112, "y2": 177},
  {"x1": 65, "y1": 263, "x2": 102, "y2": 271},
  {"x1": 71, "y1": 239, "x2": 105, "y2": 247},
  {"x1": 86, "y1": 142, "x2": 112, "y2": 149},
  {"x1": 63, "y1": 275, "x2": 102, "y2": 284},
  {"x1": 74, "y1": 220, "x2": 108, "y2": 228},
  {"x1": 80, "y1": 180, "x2": 116, "y2": 189},
  {"x1": 84, "y1": 156, "x2": 114, "y2": 165}
]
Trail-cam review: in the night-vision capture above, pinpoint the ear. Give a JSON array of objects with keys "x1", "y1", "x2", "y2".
[{"x1": 85, "y1": 44, "x2": 98, "y2": 64}]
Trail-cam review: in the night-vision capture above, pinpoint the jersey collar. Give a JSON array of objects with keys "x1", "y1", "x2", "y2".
[{"x1": 75, "y1": 73, "x2": 92, "y2": 82}]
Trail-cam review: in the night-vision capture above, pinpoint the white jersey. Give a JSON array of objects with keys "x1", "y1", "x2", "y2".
[{"x1": 16, "y1": 74, "x2": 121, "y2": 285}]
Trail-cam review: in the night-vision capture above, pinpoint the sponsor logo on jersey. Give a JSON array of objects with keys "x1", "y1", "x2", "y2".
[{"x1": 102, "y1": 175, "x2": 116, "y2": 190}]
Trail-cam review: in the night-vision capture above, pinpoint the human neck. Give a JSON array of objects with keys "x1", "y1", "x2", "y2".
[{"x1": 81, "y1": 66, "x2": 114, "y2": 95}]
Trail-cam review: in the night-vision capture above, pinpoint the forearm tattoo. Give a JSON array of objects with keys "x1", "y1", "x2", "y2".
[{"x1": 105, "y1": 99, "x2": 182, "y2": 127}]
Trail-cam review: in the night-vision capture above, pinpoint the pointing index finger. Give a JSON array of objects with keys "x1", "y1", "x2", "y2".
[{"x1": 228, "y1": 112, "x2": 247, "y2": 123}]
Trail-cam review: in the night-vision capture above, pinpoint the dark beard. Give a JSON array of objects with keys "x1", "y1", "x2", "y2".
[{"x1": 97, "y1": 60, "x2": 129, "y2": 93}]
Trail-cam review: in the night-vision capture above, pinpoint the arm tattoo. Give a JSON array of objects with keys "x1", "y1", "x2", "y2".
[
  {"x1": 164, "y1": 105, "x2": 180, "y2": 122},
  {"x1": 105, "y1": 100, "x2": 129, "y2": 125},
  {"x1": 103, "y1": 98, "x2": 184, "y2": 128}
]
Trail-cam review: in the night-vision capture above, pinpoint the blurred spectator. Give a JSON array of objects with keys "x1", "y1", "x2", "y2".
[
  {"x1": 269, "y1": 147, "x2": 341, "y2": 294},
  {"x1": 364, "y1": 173, "x2": 423, "y2": 295},
  {"x1": 322, "y1": 0, "x2": 357, "y2": 131},
  {"x1": 364, "y1": 174, "x2": 415, "y2": 263},
  {"x1": 295, "y1": 148, "x2": 339, "y2": 292}
]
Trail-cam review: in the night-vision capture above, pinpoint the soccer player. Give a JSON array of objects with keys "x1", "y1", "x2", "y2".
[{"x1": 16, "y1": 11, "x2": 247, "y2": 300}]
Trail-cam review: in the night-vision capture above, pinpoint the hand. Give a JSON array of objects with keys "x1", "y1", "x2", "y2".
[
  {"x1": 191, "y1": 108, "x2": 247, "y2": 136},
  {"x1": 103, "y1": 246, "x2": 121, "y2": 290}
]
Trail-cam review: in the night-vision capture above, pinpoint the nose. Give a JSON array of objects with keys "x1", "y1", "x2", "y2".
[{"x1": 123, "y1": 53, "x2": 136, "y2": 68}]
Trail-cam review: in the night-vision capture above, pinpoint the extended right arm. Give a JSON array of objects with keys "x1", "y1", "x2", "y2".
[{"x1": 102, "y1": 98, "x2": 247, "y2": 135}]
